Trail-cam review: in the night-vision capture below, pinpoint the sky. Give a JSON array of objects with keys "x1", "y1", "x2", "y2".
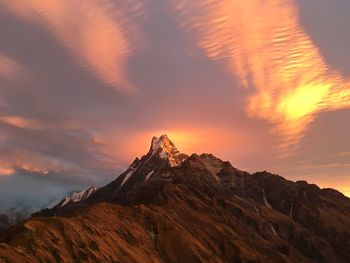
[{"x1": 0, "y1": 0, "x2": 349, "y2": 209}]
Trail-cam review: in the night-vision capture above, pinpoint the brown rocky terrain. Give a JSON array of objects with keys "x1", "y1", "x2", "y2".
[
  {"x1": 1, "y1": 135, "x2": 350, "y2": 262},
  {"x1": 0, "y1": 216, "x2": 9, "y2": 232}
]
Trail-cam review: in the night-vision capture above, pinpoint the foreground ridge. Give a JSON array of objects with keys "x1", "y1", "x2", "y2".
[{"x1": 1, "y1": 135, "x2": 350, "y2": 263}]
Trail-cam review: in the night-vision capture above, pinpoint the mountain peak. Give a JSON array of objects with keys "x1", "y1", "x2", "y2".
[
  {"x1": 34, "y1": 135, "x2": 189, "y2": 215},
  {"x1": 150, "y1": 134, "x2": 178, "y2": 153},
  {"x1": 59, "y1": 186, "x2": 96, "y2": 208},
  {"x1": 149, "y1": 134, "x2": 183, "y2": 167}
]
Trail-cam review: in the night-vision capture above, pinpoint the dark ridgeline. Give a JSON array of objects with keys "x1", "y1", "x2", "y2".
[{"x1": 1, "y1": 135, "x2": 350, "y2": 262}]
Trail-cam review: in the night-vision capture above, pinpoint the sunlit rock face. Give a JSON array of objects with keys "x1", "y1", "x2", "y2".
[{"x1": 149, "y1": 134, "x2": 187, "y2": 167}]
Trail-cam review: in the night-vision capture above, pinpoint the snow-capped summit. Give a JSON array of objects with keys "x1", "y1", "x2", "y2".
[
  {"x1": 120, "y1": 135, "x2": 187, "y2": 187},
  {"x1": 149, "y1": 134, "x2": 184, "y2": 167},
  {"x1": 59, "y1": 186, "x2": 96, "y2": 207},
  {"x1": 150, "y1": 134, "x2": 178, "y2": 154},
  {"x1": 34, "y1": 135, "x2": 189, "y2": 216}
]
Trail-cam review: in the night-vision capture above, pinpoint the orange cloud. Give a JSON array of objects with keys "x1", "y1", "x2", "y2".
[
  {"x1": 173, "y1": 0, "x2": 350, "y2": 151},
  {"x1": 0, "y1": 116, "x2": 32, "y2": 128},
  {"x1": 0, "y1": 167, "x2": 15, "y2": 176},
  {"x1": 0, "y1": 115, "x2": 119, "y2": 177},
  {"x1": 0, "y1": 157, "x2": 50, "y2": 177},
  {"x1": 1, "y1": 0, "x2": 143, "y2": 92},
  {"x1": 0, "y1": 54, "x2": 20, "y2": 79},
  {"x1": 0, "y1": 147, "x2": 59, "y2": 177}
]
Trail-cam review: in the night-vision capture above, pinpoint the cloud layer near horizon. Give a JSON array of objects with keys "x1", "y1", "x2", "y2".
[{"x1": 0, "y1": 0, "x2": 349, "y2": 208}]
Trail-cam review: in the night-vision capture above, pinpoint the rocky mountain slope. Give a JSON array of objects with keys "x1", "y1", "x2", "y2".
[{"x1": 1, "y1": 135, "x2": 350, "y2": 263}]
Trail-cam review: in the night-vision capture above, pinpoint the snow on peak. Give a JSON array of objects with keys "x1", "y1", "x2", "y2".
[
  {"x1": 151, "y1": 134, "x2": 177, "y2": 153},
  {"x1": 145, "y1": 170, "x2": 154, "y2": 181},
  {"x1": 150, "y1": 134, "x2": 183, "y2": 167},
  {"x1": 120, "y1": 169, "x2": 135, "y2": 187},
  {"x1": 60, "y1": 186, "x2": 96, "y2": 207}
]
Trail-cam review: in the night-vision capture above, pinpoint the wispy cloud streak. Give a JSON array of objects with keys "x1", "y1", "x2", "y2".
[
  {"x1": 173, "y1": 0, "x2": 350, "y2": 151},
  {"x1": 1, "y1": 0, "x2": 145, "y2": 91}
]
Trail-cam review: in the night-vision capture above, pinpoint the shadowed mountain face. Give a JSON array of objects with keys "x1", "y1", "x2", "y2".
[
  {"x1": 0, "y1": 216, "x2": 9, "y2": 232},
  {"x1": 1, "y1": 135, "x2": 350, "y2": 262}
]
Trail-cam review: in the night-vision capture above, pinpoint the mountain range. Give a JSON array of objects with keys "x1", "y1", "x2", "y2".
[{"x1": 0, "y1": 135, "x2": 350, "y2": 262}]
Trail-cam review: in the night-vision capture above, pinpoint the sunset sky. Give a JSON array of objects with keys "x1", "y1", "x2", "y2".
[{"x1": 0, "y1": 0, "x2": 349, "y2": 209}]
